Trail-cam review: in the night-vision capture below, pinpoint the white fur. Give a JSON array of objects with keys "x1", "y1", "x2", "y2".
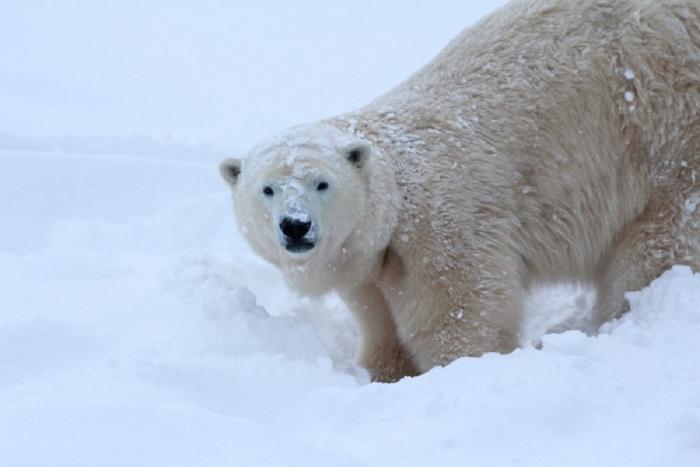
[
  {"x1": 221, "y1": 125, "x2": 398, "y2": 296},
  {"x1": 221, "y1": 0, "x2": 700, "y2": 382}
]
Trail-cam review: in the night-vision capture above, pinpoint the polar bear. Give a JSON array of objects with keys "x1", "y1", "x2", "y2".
[{"x1": 220, "y1": 0, "x2": 700, "y2": 382}]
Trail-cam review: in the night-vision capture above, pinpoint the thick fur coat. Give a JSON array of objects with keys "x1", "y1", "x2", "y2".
[{"x1": 221, "y1": 0, "x2": 700, "y2": 382}]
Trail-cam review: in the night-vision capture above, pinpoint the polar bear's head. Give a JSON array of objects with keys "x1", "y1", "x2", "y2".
[{"x1": 220, "y1": 123, "x2": 398, "y2": 295}]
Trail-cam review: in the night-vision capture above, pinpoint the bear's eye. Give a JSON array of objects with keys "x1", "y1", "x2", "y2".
[
  {"x1": 317, "y1": 181, "x2": 329, "y2": 191},
  {"x1": 347, "y1": 149, "x2": 362, "y2": 165},
  {"x1": 262, "y1": 186, "x2": 274, "y2": 196}
]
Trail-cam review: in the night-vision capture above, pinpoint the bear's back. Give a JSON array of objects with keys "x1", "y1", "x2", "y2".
[{"x1": 333, "y1": 0, "x2": 700, "y2": 280}]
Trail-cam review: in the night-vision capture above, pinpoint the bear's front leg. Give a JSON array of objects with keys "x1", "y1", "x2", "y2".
[{"x1": 338, "y1": 282, "x2": 419, "y2": 382}]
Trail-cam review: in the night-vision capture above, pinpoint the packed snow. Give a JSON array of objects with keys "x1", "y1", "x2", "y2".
[{"x1": 1, "y1": 2, "x2": 699, "y2": 466}]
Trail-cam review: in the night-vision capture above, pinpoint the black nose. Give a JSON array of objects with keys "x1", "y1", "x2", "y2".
[{"x1": 279, "y1": 218, "x2": 311, "y2": 240}]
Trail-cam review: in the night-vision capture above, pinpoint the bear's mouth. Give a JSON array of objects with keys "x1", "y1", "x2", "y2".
[{"x1": 284, "y1": 240, "x2": 315, "y2": 254}]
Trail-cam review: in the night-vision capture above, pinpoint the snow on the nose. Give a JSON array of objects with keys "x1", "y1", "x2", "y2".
[{"x1": 278, "y1": 179, "x2": 310, "y2": 223}]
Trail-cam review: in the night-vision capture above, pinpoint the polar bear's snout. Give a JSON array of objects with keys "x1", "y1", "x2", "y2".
[
  {"x1": 280, "y1": 217, "x2": 311, "y2": 239},
  {"x1": 279, "y1": 215, "x2": 316, "y2": 254}
]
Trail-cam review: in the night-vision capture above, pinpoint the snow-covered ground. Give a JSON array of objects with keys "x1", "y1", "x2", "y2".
[{"x1": 1, "y1": 2, "x2": 699, "y2": 466}]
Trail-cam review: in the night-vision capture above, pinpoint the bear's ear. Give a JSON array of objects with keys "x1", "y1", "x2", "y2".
[
  {"x1": 219, "y1": 158, "x2": 242, "y2": 186},
  {"x1": 344, "y1": 141, "x2": 371, "y2": 169}
]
